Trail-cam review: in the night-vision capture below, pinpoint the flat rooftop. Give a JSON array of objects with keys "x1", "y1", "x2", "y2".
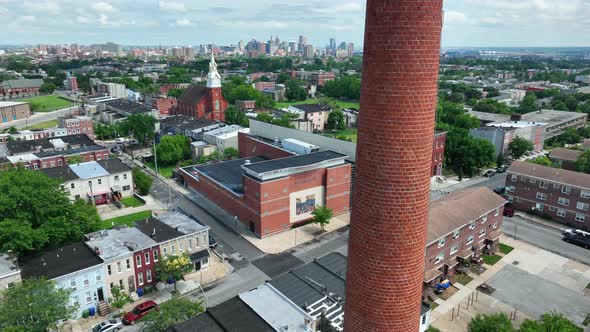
[
  {"x1": 487, "y1": 121, "x2": 546, "y2": 128},
  {"x1": 20, "y1": 242, "x2": 103, "y2": 279},
  {"x1": 156, "y1": 211, "x2": 209, "y2": 235},
  {"x1": 85, "y1": 227, "x2": 158, "y2": 261},
  {"x1": 522, "y1": 109, "x2": 587, "y2": 124},
  {"x1": 182, "y1": 157, "x2": 267, "y2": 194},
  {"x1": 243, "y1": 150, "x2": 347, "y2": 180},
  {"x1": 135, "y1": 218, "x2": 185, "y2": 243}
]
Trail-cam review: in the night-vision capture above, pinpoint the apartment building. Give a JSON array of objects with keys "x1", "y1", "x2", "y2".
[{"x1": 505, "y1": 161, "x2": 590, "y2": 231}]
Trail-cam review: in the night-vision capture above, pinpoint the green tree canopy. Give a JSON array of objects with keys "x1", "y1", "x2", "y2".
[
  {"x1": 518, "y1": 93, "x2": 539, "y2": 114},
  {"x1": 0, "y1": 168, "x2": 100, "y2": 255},
  {"x1": 120, "y1": 114, "x2": 156, "y2": 146},
  {"x1": 141, "y1": 298, "x2": 204, "y2": 332},
  {"x1": 508, "y1": 137, "x2": 534, "y2": 159},
  {"x1": 156, "y1": 134, "x2": 191, "y2": 166},
  {"x1": 576, "y1": 149, "x2": 590, "y2": 174},
  {"x1": 222, "y1": 80, "x2": 275, "y2": 109},
  {"x1": 225, "y1": 106, "x2": 250, "y2": 127},
  {"x1": 255, "y1": 112, "x2": 274, "y2": 124},
  {"x1": 0, "y1": 278, "x2": 77, "y2": 332},
  {"x1": 39, "y1": 83, "x2": 57, "y2": 94},
  {"x1": 132, "y1": 167, "x2": 153, "y2": 196},
  {"x1": 467, "y1": 313, "x2": 515, "y2": 332},
  {"x1": 445, "y1": 128, "x2": 496, "y2": 180},
  {"x1": 322, "y1": 76, "x2": 361, "y2": 100},
  {"x1": 519, "y1": 312, "x2": 582, "y2": 332},
  {"x1": 167, "y1": 88, "x2": 185, "y2": 98},
  {"x1": 473, "y1": 99, "x2": 512, "y2": 115},
  {"x1": 285, "y1": 80, "x2": 307, "y2": 101},
  {"x1": 311, "y1": 205, "x2": 333, "y2": 231},
  {"x1": 155, "y1": 254, "x2": 193, "y2": 292},
  {"x1": 327, "y1": 110, "x2": 346, "y2": 130}
]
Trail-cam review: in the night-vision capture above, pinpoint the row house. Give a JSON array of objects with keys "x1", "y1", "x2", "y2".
[
  {"x1": 505, "y1": 161, "x2": 590, "y2": 231},
  {"x1": 59, "y1": 115, "x2": 95, "y2": 140},
  {"x1": 40, "y1": 159, "x2": 133, "y2": 205},
  {"x1": 19, "y1": 242, "x2": 107, "y2": 318},
  {"x1": 423, "y1": 187, "x2": 506, "y2": 293}
]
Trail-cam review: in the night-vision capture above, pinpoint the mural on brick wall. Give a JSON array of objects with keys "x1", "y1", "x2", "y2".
[
  {"x1": 290, "y1": 186, "x2": 325, "y2": 223},
  {"x1": 296, "y1": 194, "x2": 316, "y2": 215}
]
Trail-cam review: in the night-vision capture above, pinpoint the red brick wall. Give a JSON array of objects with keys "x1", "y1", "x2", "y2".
[
  {"x1": 344, "y1": 1, "x2": 443, "y2": 331},
  {"x1": 432, "y1": 132, "x2": 446, "y2": 176},
  {"x1": 253, "y1": 82, "x2": 276, "y2": 91},
  {"x1": 133, "y1": 246, "x2": 160, "y2": 289},
  {"x1": 174, "y1": 88, "x2": 228, "y2": 122},
  {"x1": 154, "y1": 98, "x2": 177, "y2": 117},
  {"x1": 238, "y1": 132, "x2": 295, "y2": 160}
]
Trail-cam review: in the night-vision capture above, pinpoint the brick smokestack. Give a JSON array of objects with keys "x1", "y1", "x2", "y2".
[{"x1": 344, "y1": 1, "x2": 443, "y2": 331}]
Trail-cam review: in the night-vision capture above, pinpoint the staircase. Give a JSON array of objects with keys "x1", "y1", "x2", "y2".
[{"x1": 97, "y1": 301, "x2": 111, "y2": 316}]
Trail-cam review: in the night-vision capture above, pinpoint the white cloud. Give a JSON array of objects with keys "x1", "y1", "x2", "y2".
[
  {"x1": 445, "y1": 11, "x2": 466, "y2": 24},
  {"x1": 159, "y1": 1, "x2": 185, "y2": 12},
  {"x1": 98, "y1": 14, "x2": 109, "y2": 25},
  {"x1": 92, "y1": 2, "x2": 113, "y2": 12},
  {"x1": 23, "y1": 0, "x2": 60, "y2": 15},
  {"x1": 0, "y1": 6, "x2": 7, "y2": 15},
  {"x1": 175, "y1": 18, "x2": 193, "y2": 26},
  {"x1": 20, "y1": 15, "x2": 35, "y2": 22},
  {"x1": 76, "y1": 16, "x2": 90, "y2": 24},
  {"x1": 314, "y1": 2, "x2": 362, "y2": 14}
]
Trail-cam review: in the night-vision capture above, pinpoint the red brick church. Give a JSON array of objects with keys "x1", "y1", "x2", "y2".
[{"x1": 173, "y1": 54, "x2": 228, "y2": 121}]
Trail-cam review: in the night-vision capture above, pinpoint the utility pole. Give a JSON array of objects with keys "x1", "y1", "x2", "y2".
[{"x1": 153, "y1": 137, "x2": 159, "y2": 176}]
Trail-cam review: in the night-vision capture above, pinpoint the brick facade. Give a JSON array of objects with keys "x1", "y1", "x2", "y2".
[
  {"x1": 344, "y1": 1, "x2": 444, "y2": 331},
  {"x1": 133, "y1": 246, "x2": 160, "y2": 289},
  {"x1": 432, "y1": 131, "x2": 446, "y2": 176},
  {"x1": 60, "y1": 116, "x2": 95, "y2": 140},
  {"x1": 0, "y1": 102, "x2": 31, "y2": 123},
  {"x1": 238, "y1": 132, "x2": 295, "y2": 160},
  {"x1": 174, "y1": 87, "x2": 228, "y2": 122}
]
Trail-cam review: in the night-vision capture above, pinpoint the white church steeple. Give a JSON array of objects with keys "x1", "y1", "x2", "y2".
[{"x1": 206, "y1": 53, "x2": 222, "y2": 88}]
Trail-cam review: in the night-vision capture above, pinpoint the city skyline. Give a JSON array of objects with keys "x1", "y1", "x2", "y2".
[{"x1": 0, "y1": 0, "x2": 589, "y2": 47}]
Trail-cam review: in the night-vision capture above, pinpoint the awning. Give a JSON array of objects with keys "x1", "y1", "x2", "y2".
[
  {"x1": 457, "y1": 249, "x2": 474, "y2": 260},
  {"x1": 189, "y1": 249, "x2": 210, "y2": 262},
  {"x1": 423, "y1": 268, "x2": 442, "y2": 283},
  {"x1": 444, "y1": 258, "x2": 459, "y2": 268},
  {"x1": 88, "y1": 189, "x2": 110, "y2": 196},
  {"x1": 486, "y1": 231, "x2": 502, "y2": 241},
  {"x1": 111, "y1": 185, "x2": 122, "y2": 192}
]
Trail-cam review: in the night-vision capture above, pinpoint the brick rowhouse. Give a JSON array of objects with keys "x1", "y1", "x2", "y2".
[{"x1": 344, "y1": 1, "x2": 443, "y2": 332}]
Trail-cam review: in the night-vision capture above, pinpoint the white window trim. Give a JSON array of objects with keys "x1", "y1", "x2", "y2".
[
  {"x1": 450, "y1": 245, "x2": 459, "y2": 255},
  {"x1": 479, "y1": 229, "x2": 486, "y2": 238},
  {"x1": 557, "y1": 208, "x2": 566, "y2": 217},
  {"x1": 466, "y1": 235, "x2": 474, "y2": 245},
  {"x1": 136, "y1": 256, "x2": 142, "y2": 268},
  {"x1": 434, "y1": 252, "x2": 444, "y2": 265},
  {"x1": 437, "y1": 238, "x2": 446, "y2": 248},
  {"x1": 575, "y1": 214, "x2": 585, "y2": 222}
]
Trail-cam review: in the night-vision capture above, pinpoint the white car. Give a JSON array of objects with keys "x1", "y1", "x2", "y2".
[
  {"x1": 90, "y1": 319, "x2": 123, "y2": 332},
  {"x1": 562, "y1": 228, "x2": 590, "y2": 237}
]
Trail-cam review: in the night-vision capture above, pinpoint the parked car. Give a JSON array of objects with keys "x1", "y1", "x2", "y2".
[
  {"x1": 122, "y1": 300, "x2": 158, "y2": 325},
  {"x1": 496, "y1": 165, "x2": 508, "y2": 173},
  {"x1": 209, "y1": 235, "x2": 218, "y2": 249},
  {"x1": 562, "y1": 232, "x2": 590, "y2": 249},
  {"x1": 562, "y1": 228, "x2": 590, "y2": 237},
  {"x1": 493, "y1": 185, "x2": 505, "y2": 195},
  {"x1": 90, "y1": 319, "x2": 122, "y2": 332},
  {"x1": 503, "y1": 206, "x2": 515, "y2": 217},
  {"x1": 483, "y1": 169, "x2": 496, "y2": 177}
]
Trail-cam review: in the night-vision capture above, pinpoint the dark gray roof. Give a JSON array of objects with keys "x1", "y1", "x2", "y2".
[
  {"x1": 159, "y1": 115, "x2": 215, "y2": 132},
  {"x1": 39, "y1": 165, "x2": 80, "y2": 181},
  {"x1": 1, "y1": 79, "x2": 44, "y2": 89},
  {"x1": 291, "y1": 103, "x2": 331, "y2": 113},
  {"x1": 189, "y1": 249, "x2": 210, "y2": 262},
  {"x1": 60, "y1": 134, "x2": 96, "y2": 147},
  {"x1": 97, "y1": 158, "x2": 131, "y2": 174},
  {"x1": 20, "y1": 242, "x2": 103, "y2": 279},
  {"x1": 165, "y1": 312, "x2": 224, "y2": 332},
  {"x1": 178, "y1": 85, "x2": 208, "y2": 105},
  {"x1": 5, "y1": 133, "x2": 96, "y2": 155},
  {"x1": 105, "y1": 99, "x2": 153, "y2": 114},
  {"x1": 184, "y1": 157, "x2": 266, "y2": 194},
  {"x1": 135, "y1": 218, "x2": 184, "y2": 243},
  {"x1": 243, "y1": 151, "x2": 347, "y2": 174},
  {"x1": 208, "y1": 297, "x2": 274, "y2": 332},
  {"x1": 34, "y1": 144, "x2": 107, "y2": 158}
]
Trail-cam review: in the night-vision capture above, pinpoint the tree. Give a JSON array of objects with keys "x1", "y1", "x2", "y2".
[
  {"x1": 519, "y1": 312, "x2": 582, "y2": 332},
  {"x1": 496, "y1": 152, "x2": 505, "y2": 167},
  {"x1": 327, "y1": 110, "x2": 346, "y2": 131},
  {"x1": 467, "y1": 313, "x2": 515, "y2": 332},
  {"x1": 109, "y1": 286, "x2": 132, "y2": 309},
  {"x1": 0, "y1": 168, "x2": 100, "y2": 256},
  {"x1": 285, "y1": 80, "x2": 307, "y2": 101},
  {"x1": 132, "y1": 167, "x2": 153, "y2": 196},
  {"x1": 272, "y1": 112, "x2": 299, "y2": 129},
  {"x1": 156, "y1": 135, "x2": 191, "y2": 166},
  {"x1": 66, "y1": 155, "x2": 86, "y2": 164},
  {"x1": 426, "y1": 327, "x2": 442, "y2": 332},
  {"x1": 256, "y1": 112, "x2": 274, "y2": 124},
  {"x1": 120, "y1": 114, "x2": 156, "y2": 146},
  {"x1": 223, "y1": 147, "x2": 239, "y2": 160},
  {"x1": 39, "y1": 83, "x2": 57, "y2": 94},
  {"x1": 508, "y1": 137, "x2": 534, "y2": 159},
  {"x1": 323, "y1": 76, "x2": 361, "y2": 100},
  {"x1": 141, "y1": 298, "x2": 204, "y2": 332},
  {"x1": 155, "y1": 254, "x2": 193, "y2": 292},
  {"x1": 167, "y1": 88, "x2": 185, "y2": 98},
  {"x1": 311, "y1": 206, "x2": 333, "y2": 231},
  {"x1": 473, "y1": 99, "x2": 512, "y2": 114},
  {"x1": 518, "y1": 93, "x2": 539, "y2": 114},
  {"x1": 225, "y1": 106, "x2": 250, "y2": 127},
  {"x1": 0, "y1": 278, "x2": 77, "y2": 332},
  {"x1": 445, "y1": 128, "x2": 496, "y2": 180},
  {"x1": 576, "y1": 150, "x2": 590, "y2": 174}
]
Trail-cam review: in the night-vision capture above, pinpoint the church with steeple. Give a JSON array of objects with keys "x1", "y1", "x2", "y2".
[{"x1": 173, "y1": 54, "x2": 228, "y2": 122}]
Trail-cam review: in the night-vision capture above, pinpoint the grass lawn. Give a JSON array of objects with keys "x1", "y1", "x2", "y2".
[
  {"x1": 121, "y1": 196, "x2": 145, "y2": 208},
  {"x1": 498, "y1": 243, "x2": 514, "y2": 255},
  {"x1": 99, "y1": 210, "x2": 152, "y2": 230},
  {"x1": 455, "y1": 274, "x2": 474, "y2": 286},
  {"x1": 275, "y1": 98, "x2": 360, "y2": 110},
  {"x1": 20, "y1": 95, "x2": 73, "y2": 112},
  {"x1": 322, "y1": 128, "x2": 358, "y2": 142},
  {"x1": 145, "y1": 161, "x2": 175, "y2": 179},
  {"x1": 28, "y1": 119, "x2": 59, "y2": 130},
  {"x1": 482, "y1": 254, "x2": 503, "y2": 265},
  {"x1": 586, "y1": 282, "x2": 590, "y2": 289}
]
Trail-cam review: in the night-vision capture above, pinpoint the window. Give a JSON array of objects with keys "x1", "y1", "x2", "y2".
[
  {"x1": 562, "y1": 186, "x2": 571, "y2": 194},
  {"x1": 85, "y1": 291, "x2": 92, "y2": 304},
  {"x1": 146, "y1": 270, "x2": 152, "y2": 283},
  {"x1": 136, "y1": 255, "x2": 142, "y2": 267},
  {"x1": 493, "y1": 222, "x2": 498, "y2": 229},
  {"x1": 494, "y1": 208, "x2": 500, "y2": 216},
  {"x1": 114, "y1": 175, "x2": 119, "y2": 181},
  {"x1": 96, "y1": 154, "x2": 101, "y2": 161},
  {"x1": 58, "y1": 160, "x2": 63, "y2": 166},
  {"x1": 530, "y1": 178, "x2": 536, "y2": 184},
  {"x1": 7, "y1": 282, "x2": 15, "y2": 289},
  {"x1": 469, "y1": 221, "x2": 475, "y2": 230},
  {"x1": 70, "y1": 279, "x2": 76, "y2": 290},
  {"x1": 437, "y1": 237, "x2": 445, "y2": 248},
  {"x1": 481, "y1": 215, "x2": 487, "y2": 224},
  {"x1": 117, "y1": 262, "x2": 122, "y2": 273},
  {"x1": 72, "y1": 295, "x2": 80, "y2": 306},
  {"x1": 88, "y1": 180, "x2": 92, "y2": 187},
  {"x1": 511, "y1": 175, "x2": 517, "y2": 182},
  {"x1": 119, "y1": 280, "x2": 124, "y2": 288},
  {"x1": 549, "y1": 206, "x2": 556, "y2": 211},
  {"x1": 83, "y1": 274, "x2": 89, "y2": 287},
  {"x1": 466, "y1": 235, "x2": 474, "y2": 245},
  {"x1": 171, "y1": 245, "x2": 176, "y2": 255},
  {"x1": 450, "y1": 245, "x2": 459, "y2": 255},
  {"x1": 452, "y1": 229, "x2": 460, "y2": 240},
  {"x1": 138, "y1": 273, "x2": 144, "y2": 286},
  {"x1": 179, "y1": 243, "x2": 184, "y2": 253},
  {"x1": 98, "y1": 178, "x2": 102, "y2": 184},
  {"x1": 507, "y1": 195, "x2": 514, "y2": 203},
  {"x1": 422, "y1": 314, "x2": 427, "y2": 325},
  {"x1": 123, "y1": 174, "x2": 128, "y2": 180},
  {"x1": 536, "y1": 192, "x2": 547, "y2": 201},
  {"x1": 575, "y1": 214, "x2": 585, "y2": 222},
  {"x1": 153, "y1": 250, "x2": 159, "y2": 262},
  {"x1": 163, "y1": 247, "x2": 168, "y2": 256},
  {"x1": 577, "y1": 202, "x2": 589, "y2": 211},
  {"x1": 479, "y1": 228, "x2": 486, "y2": 238},
  {"x1": 520, "y1": 176, "x2": 526, "y2": 181},
  {"x1": 202, "y1": 257, "x2": 209, "y2": 268},
  {"x1": 123, "y1": 185, "x2": 131, "y2": 191},
  {"x1": 434, "y1": 252, "x2": 444, "y2": 264},
  {"x1": 558, "y1": 197, "x2": 570, "y2": 206},
  {"x1": 553, "y1": 183, "x2": 560, "y2": 189},
  {"x1": 70, "y1": 183, "x2": 75, "y2": 189},
  {"x1": 581, "y1": 190, "x2": 590, "y2": 199},
  {"x1": 33, "y1": 164, "x2": 38, "y2": 170},
  {"x1": 196, "y1": 236, "x2": 200, "y2": 247},
  {"x1": 126, "y1": 259, "x2": 130, "y2": 270},
  {"x1": 536, "y1": 203, "x2": 544, "y2": 212},
  {"x1": 90, "y1": 155, "x2": 94, "y2": 161},
  {"x1": 557, "y1": 209, "x2": 566, "y2": 217},
  {"x1": 107, "y1": 265, "x2": 112, "y2": 275},
  {"x1": 95, "y1": 272, "x2": 101, "y2": 282},
  {"x1": 188, "y1": 239, "x2": 193, "y2": 250},
  {"x1": 145, "y1": 252, "x2": 150, "y2": 265},
  {"x1": 539, "y1": 180, "x2": 547, "y2": 189}
]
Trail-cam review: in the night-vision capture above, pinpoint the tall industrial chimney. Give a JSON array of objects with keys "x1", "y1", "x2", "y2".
[{"x1": 344, "y1": 1, "x2": 443, "y2": 331}]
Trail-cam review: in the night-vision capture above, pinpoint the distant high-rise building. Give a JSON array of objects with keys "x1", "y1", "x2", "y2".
[
  {"x1": 338, "y1": 42, "x2": 347, "y2": 50},
  {"x1": 238, "y1": 40, "x2": 244, "y2": 53},
  {"x1": 37, "y1": 44, "x2": 48, "y2": 53},
  {"x1": 304, "y1": 44, "x2": 314, "y2": 58},
  {"x1": 172, "y1": 47, "x2": 183, "y2": 58},
  {"x1": 299, "y1": 35, "x2": 307, "y2": 51},
  {"x1": 347, "y1": 43, "x2": 355, "y2": 56},
  {"x1": 102, "y1": 42, "x2": 122, "y2": 56},
  {"x1": 184, "y1": 47, "x2": 195, "y2": 59},
  {"x1": 329, "y1": 38, "x2": 336, "y2": 51}
]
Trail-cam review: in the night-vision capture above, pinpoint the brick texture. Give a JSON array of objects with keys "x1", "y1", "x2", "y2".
[{"x1": 343, "y1": 1, "x2": 443, "y2": 331}]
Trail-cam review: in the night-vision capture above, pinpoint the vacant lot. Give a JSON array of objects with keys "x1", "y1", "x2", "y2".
[
  {"x1": 99, "y1": 210, "x2": 152, "y2": 230},
  {"x1": 21, "y1": 95, "x2": 73, "y2": 112},
  {"x1": 275, "y1": 98, "x2": 359, "y2": 110}
]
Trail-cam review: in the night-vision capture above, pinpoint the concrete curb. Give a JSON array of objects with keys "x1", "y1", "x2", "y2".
[{"x1": 514, "y1": 213, "x2": 563, "y2": 232}]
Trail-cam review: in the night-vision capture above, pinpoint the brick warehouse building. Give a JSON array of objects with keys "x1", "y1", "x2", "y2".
[
  {"x1": 505, "y1": 161, "x2": 590, "y2": 231},
  {"x1": 179, "y1": 151, "x2": 351, "y2": 237},
  {"x1": 173, "y1": 54, "x2": 228, "y2": 122},
  {"x1": 343, "y1": 1, "x2": 444, "y2": 331}
]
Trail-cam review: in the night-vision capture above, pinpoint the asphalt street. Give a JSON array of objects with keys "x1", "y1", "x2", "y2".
[{"x1": 0, "y1": 106, "x2": 75, "y2": 130}]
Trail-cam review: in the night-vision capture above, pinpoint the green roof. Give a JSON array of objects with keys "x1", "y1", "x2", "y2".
[{"x1": 0, "y1": 79, "x2": 44, "y2": 89}]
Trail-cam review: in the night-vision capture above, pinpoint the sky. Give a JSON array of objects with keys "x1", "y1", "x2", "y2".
[{"x1": 0, "y1": 0, "x2": 589, "y2": 47}]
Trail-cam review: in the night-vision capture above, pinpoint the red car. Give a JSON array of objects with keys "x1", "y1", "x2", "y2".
[{"x1": 122, "y1": 300, "x2": 158, "y2": 325}]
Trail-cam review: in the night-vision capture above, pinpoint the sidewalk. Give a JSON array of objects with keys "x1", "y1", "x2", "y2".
[
  {"x1": 514, "y1": 212, "x2": 566, "y2": 232},
  {"x1": 97, "y1": 194, "x2": 165, "y2": 220}
]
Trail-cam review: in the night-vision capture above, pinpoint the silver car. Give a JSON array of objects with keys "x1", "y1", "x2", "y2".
[{"x1": 90, "y1": 319, "x2": 123, "y2": 332}]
